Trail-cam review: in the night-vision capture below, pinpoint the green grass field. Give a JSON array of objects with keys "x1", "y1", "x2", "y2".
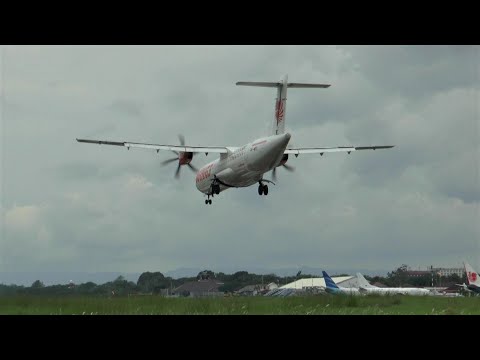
[{"x1": 1, "y1": 294, "x2": 479, "y2": 315}]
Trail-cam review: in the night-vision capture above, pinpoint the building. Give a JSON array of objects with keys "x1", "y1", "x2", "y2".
[
  {"x1": 236, "y1": 282, "x2": 278, "y2": 296},
  {"x1": 405, "y1": 271, "x2": 430, "y2": 278},
  {"x1": 236, "y1": 284, "x2": 263, "y2": 296},
  {"x1": 172, "y1": 279, "x2": 224, "y2": 298},
  {"x1": 433, "y1": 267, "x2": 464, "y2": 278},
  {"x1": 406, "y1": 267, "x2": 464, "y2": 278}
]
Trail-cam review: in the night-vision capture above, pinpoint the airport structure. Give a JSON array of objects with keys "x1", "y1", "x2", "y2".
[
  {"x1": 172, "y1": 279, "x2": 224, "y2": 298},
  {"x1": 236, "y1": 282, "x2": 278, "y2": 296},
  {"x1": 433, "y1": 267, "x2": 464, "y2": 278},
  {"x1": 405, "y1": 270, "x2": 430, "y2": 278},
  {"x1": 406, "y1": 267, "x2": 465, "y2": 278}
]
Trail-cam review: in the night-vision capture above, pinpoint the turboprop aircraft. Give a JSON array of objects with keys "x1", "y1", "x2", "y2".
[{"x1": 77, "y1": 75, "x2": 394, "y2": 204}]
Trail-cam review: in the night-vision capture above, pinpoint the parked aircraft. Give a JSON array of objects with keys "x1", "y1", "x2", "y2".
[
  {"x1": 456, "y1": 261, "x2": 480, "y2": 295},
  {"x1": 322, "y1": 271, "x2": 361, "y2": 295},
  {"x1": 356, "y1": 272, "x2": 431, "y2": 296}
]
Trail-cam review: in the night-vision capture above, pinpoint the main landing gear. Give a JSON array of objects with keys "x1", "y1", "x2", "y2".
[
  {"x1": 212, "y1": 184, "x2": 220, "y2": 195},
  {"x1": 205, "y1": 197, "x2": 212, "y2": 205},
  {"x1": 258, "y1": 179, "x2": 274, "y2": 196},
  {"x1": 258, "y1": 183, "x2": 268, "y2": 196}
]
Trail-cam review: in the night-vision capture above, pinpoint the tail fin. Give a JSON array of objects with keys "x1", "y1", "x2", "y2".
[
  {"x1": 356, "y1": 273, "x2": 377, "y2": 288},
  {"x1": 464, "y1": 261, "x2": 480, "y2": 286},
  {"x1": 236, "y1": 74, "x2": 330, "y2": 136},
  {"x1": 322, "y1": 271, "x2": 339, "y2": 289}
]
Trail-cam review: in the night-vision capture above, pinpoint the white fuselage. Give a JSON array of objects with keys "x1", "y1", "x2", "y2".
[
  {"x1": 195, "y1": 133, "x2": 291, "y2": 195},
  {"x1": 325, "y1": 287, "x2": 362, "y2": 296},
  {"x1": 360, "y1": 287, "x2": 431, "y2": 296}
]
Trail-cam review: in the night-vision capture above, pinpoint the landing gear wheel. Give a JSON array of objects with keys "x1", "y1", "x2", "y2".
[
  {"x1": 205, "y1": 199, "x2": 208, "y2": 205},
  {"x1": 209, "y1": 199, "x2": 212, "y2": 205},
  {"x1": 258, "y1": 185, "x2": 264, "y2": 196},
  {"x1": 215, "y1": 185, "x2": 220, "y2": 195},
  {"x1": 263, "y1": 185, "x2": 268, "y2": 195}
]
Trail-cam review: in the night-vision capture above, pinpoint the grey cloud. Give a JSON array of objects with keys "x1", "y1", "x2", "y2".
[
  {"x1": 1, "y1": 45, "x2": 479, "y2": 278},
  {"x1": 108, "y1": 99, "x2": 143, "y2": 119},
  {"x1": 340, "y1": 45, "x2": 479, "y2": 99},
  {"x1": 56, "y1": 162, "x2": 100, "y2": 180}
]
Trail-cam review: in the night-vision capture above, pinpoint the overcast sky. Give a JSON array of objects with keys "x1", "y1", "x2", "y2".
[{"x1": 1, "y1": 45, "x2": 479, "y2": 278}]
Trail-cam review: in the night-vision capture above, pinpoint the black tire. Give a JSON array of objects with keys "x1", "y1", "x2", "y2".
[
  {"x1": 258, "y1": 185, "x2": 263, "y2": 196},
  {"x1": 205, "y1": 199, "x2": 208, "y2": 205},
  {"x1": 209, "y1": 200, "x2": 212, "y2": 205},
  {"x1": 263, "y1": 185, "x2": 269, "y2": 196}
]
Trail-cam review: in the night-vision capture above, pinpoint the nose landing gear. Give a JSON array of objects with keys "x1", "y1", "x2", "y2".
[{"x1": 205, "y1": 177, "x2": 223, "y2": 205}]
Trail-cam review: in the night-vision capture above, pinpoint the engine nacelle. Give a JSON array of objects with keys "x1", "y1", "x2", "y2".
[
  {"x1": 277, "y1": 153, "x2": 288, "y2": 167},
  {"x1": 178, "y1": 152, "x2": 193, "y2": 165}
]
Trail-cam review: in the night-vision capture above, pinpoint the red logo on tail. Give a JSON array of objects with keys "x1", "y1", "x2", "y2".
[
  {"x1": 275, "y1": 100, "x2": 284, "y2": 125},
  {"x1": 468, "y1": 271, "x2": 477, "y2": 282}
]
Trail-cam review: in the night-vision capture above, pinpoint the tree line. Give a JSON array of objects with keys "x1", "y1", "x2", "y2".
[{"x1": 0, "y1": 265, "x2": 468, "y2": 296}]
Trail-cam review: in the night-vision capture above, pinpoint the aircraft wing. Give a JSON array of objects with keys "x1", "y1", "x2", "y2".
[
  {"x1": 284, "y1": 145, "x2": 394, "y2": 156},
  {"x1": 76, "y1": 139, "x2": 237, "y2": 154}
]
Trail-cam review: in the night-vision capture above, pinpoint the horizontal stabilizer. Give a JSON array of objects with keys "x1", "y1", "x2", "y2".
[
  {"x1": 236, "y1": 81, "x2": 280, "y2": 87},
  {"x1": 287, "y1": 83, "x2": 331, "y2": 88},
  {"x1": 236, "y1": 82, "x2": 331, "y2": 89}
]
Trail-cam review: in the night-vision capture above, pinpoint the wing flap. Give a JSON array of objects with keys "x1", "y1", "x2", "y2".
[
  {"x1": 285, "y1": 145, "x2": 394, "y2": 155},
  {"x1": 77, "y1": 138, "x2": 230, "y2": 154},
  {"x1": 76, "y1": 139, "x2": 125, "y2": 146},
  {"x1": 355, "y1": 146, "x2": 395, "y2": 150},
  {"x1": 285, "y1": 147, "x2": 355, "y2": 155}
]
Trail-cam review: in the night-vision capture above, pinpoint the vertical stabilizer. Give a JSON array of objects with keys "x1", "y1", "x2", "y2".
[
  {"x1": 356, "y1": 273, "x2": 378, "y2": 288},
  {"x1": 273, "y1": 74, "x2": 288, "y2": 135},
  {"x1": 236, "y1": 75, "x2": 330, "y2": 136},
  {"x1": 464, "y1": 261, "x2": 480, "y2": 287},
  {"x1": 322, "y1": 271, "x2": 339, "y2": 289}
]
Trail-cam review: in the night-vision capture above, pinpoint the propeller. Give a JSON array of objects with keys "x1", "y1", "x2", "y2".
[
  {"x1": 272, "y1": 163, "x2": 294, "y2": 182},
  {"x1": 160, "y1": 134, "x2": 198, "y2": 179},
  {"x1": 272, "y1": 138, "x2": 296, "y2": 182}
]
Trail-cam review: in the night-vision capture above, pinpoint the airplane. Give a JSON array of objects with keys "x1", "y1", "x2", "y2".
[
  {"x1": 356, "y1": 272, "x2": 431, "y2": 296},
  {"x1": 456, "y1": 261, "x2": 480, "y2": 295},
  {"x1": 322, "y1": 271, "x2": 361, "y2": 295},
  {"x1": 76, "y1": 75, "x2": 394, "y2": 205}
]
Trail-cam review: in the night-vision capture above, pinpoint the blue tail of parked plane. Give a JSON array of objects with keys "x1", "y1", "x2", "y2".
[{"x1": 322, "y1": 271, "x2": 339, "y2": 290}]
